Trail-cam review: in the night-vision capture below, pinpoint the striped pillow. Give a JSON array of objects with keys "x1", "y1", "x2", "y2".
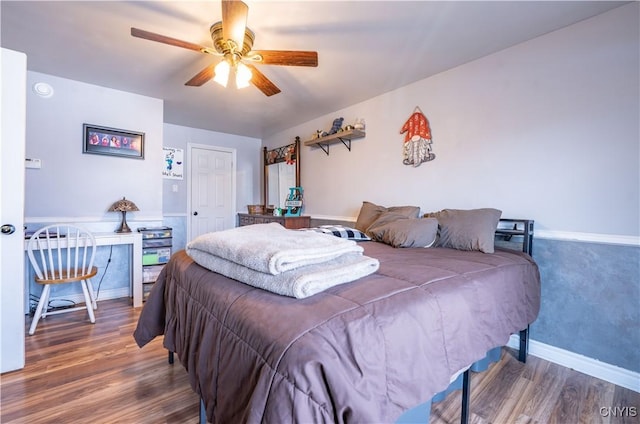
[{"x1": 303, "y1": 225, "x2": 371, "y2": 241}]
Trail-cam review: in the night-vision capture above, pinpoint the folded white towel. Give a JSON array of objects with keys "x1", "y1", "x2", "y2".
[
  {"x1": 186, "y1": 222, "x2": 363, "y2": 275},
  {"x1": 186, "y1": 249, "x2": 380, "y2": 299}
]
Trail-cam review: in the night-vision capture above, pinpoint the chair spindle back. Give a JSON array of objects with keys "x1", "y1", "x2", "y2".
[{"x1": 28, "y1": 225, "x2": 96, "y2": 281}]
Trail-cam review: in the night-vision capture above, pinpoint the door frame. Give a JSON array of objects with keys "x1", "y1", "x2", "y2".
[{"x1": 186, "y1": 143, "x2": 237, "y2": 242}]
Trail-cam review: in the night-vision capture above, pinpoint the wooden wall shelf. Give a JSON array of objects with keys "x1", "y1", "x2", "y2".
[{"x1": 303, "y1": 129, "x2": 365, "y2": 155}]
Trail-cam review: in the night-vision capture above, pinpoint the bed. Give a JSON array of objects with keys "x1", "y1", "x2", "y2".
[{"x1": 134, "y1": 211, "x2": 540, "y2": 423}]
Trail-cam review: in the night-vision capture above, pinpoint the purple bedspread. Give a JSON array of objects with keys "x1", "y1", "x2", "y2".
[{"x1": 134, "y1": 242, "x2": 540, "y2": 423}]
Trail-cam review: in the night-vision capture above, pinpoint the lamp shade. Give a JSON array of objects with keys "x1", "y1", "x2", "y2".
[
  {"x1": 108, "y1": 197, "x2": 139, "y2": 212},
  {"x1": 214, "y1": 60, "x2": 231, "y2": 87},
  {"x1": 108, "y1": 197, "x2": 139, "y2": 233},
  {"x1": 236, "y1": 63, "x2": 252, "y2": 89}
]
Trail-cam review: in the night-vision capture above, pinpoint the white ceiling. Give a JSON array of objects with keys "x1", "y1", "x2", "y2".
[{"x1": 0, "y1": 1, "x2": 627, "y2": 139}]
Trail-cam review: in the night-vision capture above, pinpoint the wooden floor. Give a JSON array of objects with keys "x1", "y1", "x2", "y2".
[{"x1": 1, "y1": 298, "x2": 638, "y2": 424}]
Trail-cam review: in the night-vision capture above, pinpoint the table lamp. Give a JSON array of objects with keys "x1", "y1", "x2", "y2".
[{"x1": 108, "y1": 197, "x2": 139, "y2": 233}]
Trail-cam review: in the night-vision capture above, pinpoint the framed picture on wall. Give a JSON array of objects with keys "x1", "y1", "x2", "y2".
[{"x1": 83, "y1": 124, "x2": 145, "y2": 159}]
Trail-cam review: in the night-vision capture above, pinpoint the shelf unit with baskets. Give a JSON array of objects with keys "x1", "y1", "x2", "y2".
[{"x1": 138, "y1": 227, "x2": 172, "y2": 301}]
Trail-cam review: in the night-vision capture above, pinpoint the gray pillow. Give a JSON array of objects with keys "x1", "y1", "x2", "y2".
[
  {"x1": 424, "y1": 208, "x2": 502, "y2": 253},
  {"x1": 368, "y1": 217, "x2": 439, "y2": 248},
  {"x1": 365, "y1": 211, "x2": 410, "y2": 233},
  {"x1": 355, "y1": 201, "x2": 420, "y2": 232}
]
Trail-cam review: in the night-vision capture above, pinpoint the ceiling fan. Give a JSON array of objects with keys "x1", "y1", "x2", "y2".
[{"x1": 131, "y1": 0, "x2": 318, "y2": 96}]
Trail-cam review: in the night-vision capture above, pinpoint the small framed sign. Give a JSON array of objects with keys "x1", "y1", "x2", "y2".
[
  {"x1": 83, "y1": 124, "x2": 144, "y2": 159},
  {"x1": 284, "y1": 186, "x2": 303, "y2": 217}
]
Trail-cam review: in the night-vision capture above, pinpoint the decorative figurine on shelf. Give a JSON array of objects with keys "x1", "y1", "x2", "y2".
[
  {"x1": 284, "y1": 187, "x2": 303, "y2": 217},
  {"x1": 321, "y1": 117, "x2": 345, "y2": 137},
  {"x1": 353, "y1": 118, "x2": 365, "y2": 131},
  {"x1": 315, "y1": 130, "x2": 324, "y2": 139},
  {"x1": 328, "y1": 117, "x2": 344, "y2": 135}
]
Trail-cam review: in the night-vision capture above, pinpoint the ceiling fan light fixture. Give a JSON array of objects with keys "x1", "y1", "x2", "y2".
[
  {"x1": 235, "y1": 62, "x2": 252, "y2": 89},
  {"x1": 131, "y1": 0, "x2": 317, "y2": 97},
  {"x1": 213, "y1": 60, "x2": 231, "y2": 87}
]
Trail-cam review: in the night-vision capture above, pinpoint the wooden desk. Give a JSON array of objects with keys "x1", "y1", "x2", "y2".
[{"x1": 24, "y1": 232, "x2": 144, "y2": 308}]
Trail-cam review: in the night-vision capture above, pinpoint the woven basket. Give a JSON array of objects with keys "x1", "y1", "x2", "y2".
[{"x1": 247, "y1": 204, "x2": 265, "y2": 215}]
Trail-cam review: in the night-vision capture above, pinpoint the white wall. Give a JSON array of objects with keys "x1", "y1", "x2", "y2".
[
  {"x1": 25, "y1": 72, "x2": 164, "y2": 223},
  {"x1": 162, "y1": 123, "x2": 261, "y2": 215},
  {"x1": 264, "y1": 3, "x2": 639, "y2": 238}
]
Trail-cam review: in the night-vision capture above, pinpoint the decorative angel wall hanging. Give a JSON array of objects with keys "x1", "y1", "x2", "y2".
[{"x1": 399, "y1": 106, "x2": 435, "y2": 167}]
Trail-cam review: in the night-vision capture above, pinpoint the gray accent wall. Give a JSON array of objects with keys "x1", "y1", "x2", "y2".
[
  {"x1": 26, "y1": 243, "x2": 132, "y2": 309},
  {"x1": 163, "y1": 216, "x2": 187, "y2": 252},
  {"x1": 306, "y1": 218, "x2": 640, "y2": 373},
  {"x1": 532, "y1": 239, "x2": 639, "y2": 372}
]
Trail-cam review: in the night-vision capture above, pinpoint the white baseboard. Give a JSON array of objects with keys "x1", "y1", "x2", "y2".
[
  {"x1": 535, "y1": 230, "x2": 639, "y2": 246},
  {"x1": 508, "y1": 335, "x2": 639, "y2": 393},
  {"x1": 47, "y1": 287, "x2": 131, "y2": 307}
]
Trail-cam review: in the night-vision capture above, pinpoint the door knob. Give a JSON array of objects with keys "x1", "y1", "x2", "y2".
[
  {"x1": 193, "y1": 211, "x2": 198, "y2": 216},
  {"x1": 1, "y1": 224, "x2": 16, "y2": 235}
]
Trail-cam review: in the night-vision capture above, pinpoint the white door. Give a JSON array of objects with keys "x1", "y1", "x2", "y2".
[
  {"x1": 188, "y1": 144, "x2": 236, "y2": 241},
  {"x1": 1, "y1": 48, "x2": 27, "y2": 372}
]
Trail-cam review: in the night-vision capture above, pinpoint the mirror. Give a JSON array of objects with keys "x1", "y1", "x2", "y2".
[{"x1": 264, "y1": 137, "x2": 300, "y2": 210}]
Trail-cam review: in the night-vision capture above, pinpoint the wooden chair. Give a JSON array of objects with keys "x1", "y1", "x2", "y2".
[{"x1": 27, "y1": 224, "x2": 98, "y2": 335}]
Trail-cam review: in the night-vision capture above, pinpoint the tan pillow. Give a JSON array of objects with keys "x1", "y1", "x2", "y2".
[
  {"x1": 368, "y1": 218, "x2": 438, "y2": 248},
  {"x1": 355, "y1": 201, "x2": 420, "y2": 232},
  {"x1": 424, "y1": 208, "x2": 502, "y2": 253}
]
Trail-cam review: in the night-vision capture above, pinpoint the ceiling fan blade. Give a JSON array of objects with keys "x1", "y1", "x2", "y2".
[
  {"x1": 246, "y1": 64, "x2": 281, "y2": 96},
  {"x1": 251, "y1": 50, "x2": 318, "y2": 67},
  {"x1": 185, "y1": 64, "x2": 216, "y2": 86},
  {"x1": 222, "y1": 0, "x2": 249, "y2": 51},
  {"x1": 131, "y1": 27, "x2": 214, "y2": 54}
]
